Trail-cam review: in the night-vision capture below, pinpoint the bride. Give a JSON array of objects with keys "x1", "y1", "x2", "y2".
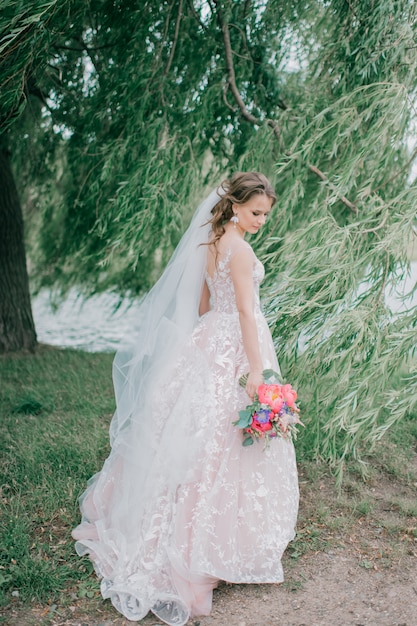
[{"x1": 72, "y1": 171, "x2": 299, "y2": 625}]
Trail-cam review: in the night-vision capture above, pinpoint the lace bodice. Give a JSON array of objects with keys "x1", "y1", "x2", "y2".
[{"x1": 205, "y1": 246, "x2": 264, "y2": 315}]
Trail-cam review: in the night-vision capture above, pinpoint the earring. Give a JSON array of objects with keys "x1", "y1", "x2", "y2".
[{"x1": 230, "y1": 214, "x2": 239, "y2": 228}]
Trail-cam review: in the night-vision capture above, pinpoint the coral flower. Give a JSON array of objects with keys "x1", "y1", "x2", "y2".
[
  {"x1": 281, "y1": 384, "x2": 297, "y2": 408},
  {"x1": 257, "y1": 384, "x2": 284, "y2": 413}
]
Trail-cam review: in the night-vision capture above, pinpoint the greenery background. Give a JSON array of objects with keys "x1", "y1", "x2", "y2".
[{"x1": 1, "y1": 0, "x2": 417, "y2": 615}]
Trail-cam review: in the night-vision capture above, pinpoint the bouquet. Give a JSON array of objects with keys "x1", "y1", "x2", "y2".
[{"x1": 234, "y1": 369, "x2": 303, "y2": 447}]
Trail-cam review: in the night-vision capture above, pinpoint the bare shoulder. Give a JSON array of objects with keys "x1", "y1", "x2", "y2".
[
  {"x1": 230, "y1": 238, "x2": 255, "y2": 263},
  {"x1": 207, "y1": 234, "x2": 255, "y2": 277},
  {"x1": 226, "y1": 238, "x2": 256, "y2": 275},
  {"x1": 217, "y1": 233, "x2": 254, "y2": 258}
]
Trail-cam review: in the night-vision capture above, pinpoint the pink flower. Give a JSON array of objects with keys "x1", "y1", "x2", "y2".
[
  {"x1": 281, "y1": 384, "x2": 297, "y2": 408},
  {"x1": 257, "y1": 384, "x2": 284, "y2": 413}
]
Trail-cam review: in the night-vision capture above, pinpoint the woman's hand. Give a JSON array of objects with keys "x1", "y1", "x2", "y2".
[{"x1": 245, "y1": 370, "x2": 264, "y2": 401}]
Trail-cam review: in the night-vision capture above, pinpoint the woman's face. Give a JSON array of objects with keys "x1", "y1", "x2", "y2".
[{"x1": 232, "y1": 193, "x2": 273, "y2": 235}]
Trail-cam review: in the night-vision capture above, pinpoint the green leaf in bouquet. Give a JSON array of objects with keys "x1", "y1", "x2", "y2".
[
  {"x1": 243, "y1": 436, "x2": 254, "y2": 446},
  {"x1": 238, "y1": 373, "x2": 248, "y2": 388},
  {"x1": 236, "y1": 409, "x2": 253, "y2": 428},
  {"x1": 239, "y1": 369, "x2": 283, "y2": 388},
  {"x1": 262, "y1": 369, "x2": 283, "y2": 384}
]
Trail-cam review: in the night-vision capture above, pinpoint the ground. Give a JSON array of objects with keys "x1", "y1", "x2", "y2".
[{"x1": 2, "y1": 451, "x2": 416, "y2": 626}]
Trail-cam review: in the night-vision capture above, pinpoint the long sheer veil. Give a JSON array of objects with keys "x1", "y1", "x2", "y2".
[
  {"x1": 74, "y1": 187, "x2": 224, "y2": 624},
  {"x1": 111, "y1": 186, "x2": 222, "y2": 446}
]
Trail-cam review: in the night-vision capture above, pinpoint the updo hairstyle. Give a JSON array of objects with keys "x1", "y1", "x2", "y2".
[{"x1": 209, "y1": 171, "x2": 276, "y2": 246}]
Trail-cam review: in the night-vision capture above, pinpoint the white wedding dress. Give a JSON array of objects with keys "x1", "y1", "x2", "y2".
[{"x1": 73, "y1": 239, "x2": 299, "y2": 625}]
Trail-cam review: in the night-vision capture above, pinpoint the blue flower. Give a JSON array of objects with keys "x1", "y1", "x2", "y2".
[
  {"x1": 279, "y1": 402, "x2": 291, "y2": 415},
  {"x1": 255, "y1": 408, "x2": 271, "y2": 424}
]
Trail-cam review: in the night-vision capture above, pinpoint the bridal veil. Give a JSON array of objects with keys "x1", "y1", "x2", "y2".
[{"x1": 73, "y1": 187, "x2": 224, "y2": 623}]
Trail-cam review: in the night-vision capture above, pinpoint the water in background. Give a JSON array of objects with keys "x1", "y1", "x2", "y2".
[
  {"x1": 32, "y1": 262, "x2": 417, "y2": 353},
  {"x1": 32, "y1": 288, "x2": 142, "y2": 352}
]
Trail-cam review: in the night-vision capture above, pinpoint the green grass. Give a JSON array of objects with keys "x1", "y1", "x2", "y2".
[{"x1": 0, "y1": 346, "x2": 114, "y2": 606}]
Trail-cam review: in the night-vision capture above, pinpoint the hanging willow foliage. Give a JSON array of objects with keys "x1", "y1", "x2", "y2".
[{"x1": 1, "y1": 0, "x2": 416, "y2": 473}]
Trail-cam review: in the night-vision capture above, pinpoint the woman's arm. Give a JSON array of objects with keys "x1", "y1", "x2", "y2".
[
  {"x1": 230, "y1": 246, "x2": 263, "y2": 399},
  {"x1": 199, "y1": 279, "x2": 211, "y2": 316}
]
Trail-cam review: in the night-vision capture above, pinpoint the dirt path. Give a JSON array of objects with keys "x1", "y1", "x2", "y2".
[{"x1": 196, "y1": 551, "x2": 417, "y2": 626}]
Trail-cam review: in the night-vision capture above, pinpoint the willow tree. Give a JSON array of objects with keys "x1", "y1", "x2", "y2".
[{"x1": 1, "y1": 0, "x2": 416, "y2": 471}]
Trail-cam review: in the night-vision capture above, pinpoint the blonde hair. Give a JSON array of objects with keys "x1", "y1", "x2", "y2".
[{"x1": 209, "y1": 171, "x2": 276, "y2": 247}]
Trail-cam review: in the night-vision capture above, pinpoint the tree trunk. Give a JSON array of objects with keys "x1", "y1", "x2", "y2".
[{"x1": 0, "y1": 143, "x2": 37, "y2": 353}]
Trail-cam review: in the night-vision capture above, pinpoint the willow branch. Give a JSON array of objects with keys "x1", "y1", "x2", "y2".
[
  {"x1": 215, "y1": 3, "x2": 358, "y2": 214},
  {"x1": 242, "y1": 0, "x2": 251, "y2": 19},
  {"x1": 345, "y1": 0, "x2": 358, "y2": 18},
  {"x1": 219, "y1": 15, "x2": 259, "y2": 126},
  {"x1": 164, "y1": 0, "x2": 183, "y2": 76},
  {"x1": 55, "y1": 42, "x2": 116, "y2": 52},
  {"x1": 307, "y1": 164, "x2": 358, "y2": 214},
  {"x1": 223, "y1": 83, "x2": 236, "y2": 112},
  {"x1": 218, "y1": 9, "x2": 285, "y2": 146},
  {"x1": 372, "y1": 145, "x2": 417, "y2": 192},
  {"x1": 362, "y1": 213, "x2": 389, "y2": 234},
  {"x1": 373, "y1": 250, "x2": 391, "y2": 310}
]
